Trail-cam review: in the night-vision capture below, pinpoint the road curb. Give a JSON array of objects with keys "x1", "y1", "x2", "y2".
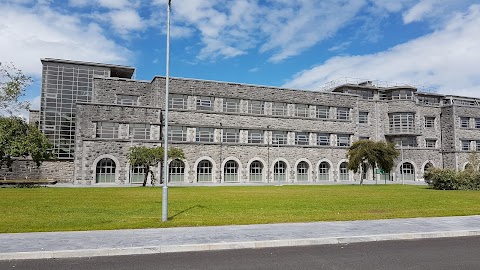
[{"x1": 1, "y1": 230, "x2": 480, "y2": 261}]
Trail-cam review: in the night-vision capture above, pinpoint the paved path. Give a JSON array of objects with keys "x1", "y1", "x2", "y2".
[{"x1": 1, "y1": 215, "x2": 480, "y2": 260}]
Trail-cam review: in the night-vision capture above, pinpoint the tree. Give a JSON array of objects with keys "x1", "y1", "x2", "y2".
[
  {"x1": 347, "y1": 140, "x2": 399, "y2": 185},
  {"x1": 0, "y1": 117, "x2": 53, "y2": 170},
  {"x1": 1, "y1": 62, "x2": 32, "y2": 115},
  {"x1": 127, "y1": 146, "x2": 185, "y2": 186}
]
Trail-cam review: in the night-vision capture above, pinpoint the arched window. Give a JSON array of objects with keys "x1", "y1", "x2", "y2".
[
  {"x1": 130, "y1": 165, "x2": 145, "y2": 184},
  {"x1": 197, "y1": 160, "x2": 213, "y2": 182},
  {"x1": 96, "y1": 158, "x2": 116, "y2": 183},
  {"x1": 297, "y1": 161, "x2": 309, "y2": 182},
  {"x1": 274, "y1": 161, "x2": 287, "y2": 182},
  {"x1": 318, "y1": 162, "x2": 330, "y2": 181},
  {"x1": 249, "y1": 161, "x2": 263, "y2": 182},
  {"x1": 400, "y1": 162, "x2": 415, "y2": 181},
  {"x1": 464, "y1": 163, "x2": 473, "y2": 171},
  {"x1": 339, "y1": 162, "x2": 349, "y2": 181},
  {"x1": 169, "y1": 159, "x2": 185, "y2": 182},
  {"x1": 224, "y1": 160, "x2": 239, "y2": 182}
]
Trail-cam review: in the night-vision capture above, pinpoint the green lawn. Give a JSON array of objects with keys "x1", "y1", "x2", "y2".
[{"x1": 1, "y1": 185, "x2": 480, "y2": 233}]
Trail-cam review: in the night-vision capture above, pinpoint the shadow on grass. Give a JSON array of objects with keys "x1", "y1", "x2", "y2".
[{"x1": 169, "y1": 205, "x2": 205, "y2": 220}]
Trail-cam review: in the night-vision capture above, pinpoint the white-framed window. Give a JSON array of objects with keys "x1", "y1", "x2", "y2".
[
  {"x1": 389, "y1": 113, "x2": 415, "y2": 133},
  {"x1": 337, "y1": 107, "x2": 350, "y2": 120},
  {"x1": 96, "y1": 122, "x2": 119, "y2": 139},
  {"x1": 130, "y1": 165, "x2": 145, "y2": 184},
  {"x1": 272, "y1": 131, "x2": 287, "y2": 145},
  {"x1": 196, "y1": 96, "x2": 214, "y2": 111},
  {"x1": 248, "y1": 100, "x2": 264, "y2": 115},
  {"x1": 391, "y1": 137, "x2": 417, "y2": 148},
  {"x1": 460, "y1": 117, "x2": 470, "y2": 128},
  {"x1": 297, "y1": 161, "x2": 309, "y2": 182},
  {"x1": 358, "y1": 111, "x2": 368, "y2": 124},
  {"x1": 249, "y1": 161, "x2": 263, "y2": 182},
  {"x1": 129, "y1": 123, "x2": 150, "y2": 140},
  {"x1": 224, "y1": 160, "x2": 239, "y2": 182},
  {"x1": 317, "y1": 133, "x2": 330, "y2": 146},
  {"x1": 339, "y1": 162, "x2": 349, "y2": 181},
  {"x1": 389, "y1": 90, "x2": 414, "y2": 100},
  {"x1": 117, "y1": 94, "x2": 138, "y2": 106},
  {"x1": 424, "y1": 117, "x2": 435, "y2": 128},
  {"x1": 316, "y1": 106, "x2": 329, "y2": 119},
  {"x1": 169, "y1": 94, "x2": 187, "y2": 109},
  {"x1": 425, "y1": 139, "x2": 436, "y2": 148},
  {"x1": 475, "y1": 118, "x2": 480, "y2": 129},
  {"x1": 197, "y1": 160, "x2": 213, "y2": 182},
  {"x1": 223, "y1": 98, "x2": 240, "y2": 113},
  {"x1": 196, "y1": 127, "x2": 215, "y2": 142},
  {"x1": 400, "y1": 162, "x2": 415, "y2": 181},
  {"x1": 248, "y1": 130, "x2": 264, "y2": 144},
  {"x1": 169, "y1": 126, "x2": 187, "y2": 142},
  {"x1": 462, "y1": 140, "x2": 471, "y2": 151},
  {"x1": 274, "y1": 161, "x2": 287, "y2": 182},
  {"x1": 223, "y1": 128, "x2": 239, "y2": 143},
  {"x1": 295, "y1": 104, "x2": 309, "y2": 118},
  {"x1": 318, "y1": 162, "x2": 330, "y2": 181},
  {"x1": 169, "y1": 159, "x2": 185, "y2": 182},
  {"x1": 272, "y1": 102, "x2": 287, "y2": 116},
  {"x1": 337, "y1": 134, "x2": 350, "y2": 147},
  {"x1": 96, "y1": 158, "x2": 116, "y2": 183},
  {"x1": 295, "y1": 132, "x2": 309, "y2": 145}
]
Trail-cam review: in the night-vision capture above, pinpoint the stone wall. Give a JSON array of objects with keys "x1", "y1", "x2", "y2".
[{"x1": 0, "y1": 160, "x2": 74, "y2": 182}]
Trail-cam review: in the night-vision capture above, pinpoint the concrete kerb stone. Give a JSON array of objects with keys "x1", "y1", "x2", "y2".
[{"x1": 2, "y1": 230, "x2": 480, "y2": 261}]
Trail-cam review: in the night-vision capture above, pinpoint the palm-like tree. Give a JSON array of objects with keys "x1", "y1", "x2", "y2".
[{"x1": 347, "y1": 140, "x2": 399, "y2": 185}]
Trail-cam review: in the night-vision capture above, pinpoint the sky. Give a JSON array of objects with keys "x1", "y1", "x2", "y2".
[{"x1": 1, "y1": 0, "x2": 480, "y2": 117}]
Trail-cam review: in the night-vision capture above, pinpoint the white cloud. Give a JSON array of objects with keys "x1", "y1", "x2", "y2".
[
  {"x1": 0, "y1": 3, "x2": 132, "y2": 78},
  {"x1": 283, "y1": 4, "x2": 480, "y2": 98}
]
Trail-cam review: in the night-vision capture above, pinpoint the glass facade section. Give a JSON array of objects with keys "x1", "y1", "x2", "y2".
[
  {"x1": 389, "y1": 113, "x2": 415, "y2": 133},
  {"x1": 40, "y1": 62, "x2": 110, "y2": 159}
]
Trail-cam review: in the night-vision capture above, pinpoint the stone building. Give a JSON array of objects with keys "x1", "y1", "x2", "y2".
[{"x1": 19, "y1": 59, "x2": 480, "y2": 184}]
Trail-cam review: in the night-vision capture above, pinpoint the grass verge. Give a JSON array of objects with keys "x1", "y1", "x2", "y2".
[{"x1": 1, "y1": 185, "x2": 479, "y2": 233}]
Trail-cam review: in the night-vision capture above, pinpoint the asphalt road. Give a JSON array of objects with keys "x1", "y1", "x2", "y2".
[{"x1": 2, "y1": 236, "x2": 479, "y2": 270}]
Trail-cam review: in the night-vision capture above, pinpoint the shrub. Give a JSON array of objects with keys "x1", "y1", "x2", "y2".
[{"x1": 424, "y1": 168, "x2": 480, "y2": 190}]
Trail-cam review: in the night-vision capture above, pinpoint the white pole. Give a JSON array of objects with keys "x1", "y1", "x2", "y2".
[{"x1": 162, "y1": 0, "x2": 171, "y2": 222}]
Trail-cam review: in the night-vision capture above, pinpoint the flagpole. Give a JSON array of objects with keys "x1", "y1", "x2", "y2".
[{"x1": 162, "y1": 0, "x2": 171, "y2": 222}]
